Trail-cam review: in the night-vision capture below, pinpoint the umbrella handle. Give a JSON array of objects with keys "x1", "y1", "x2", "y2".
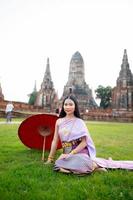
[{"x1": 41, "y1": 136, "x2": 46, "y2": 161}]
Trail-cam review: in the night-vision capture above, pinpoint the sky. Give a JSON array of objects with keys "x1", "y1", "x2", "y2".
[{"x1": 0, "y1": 0, "x2": 133, "y2": 104}]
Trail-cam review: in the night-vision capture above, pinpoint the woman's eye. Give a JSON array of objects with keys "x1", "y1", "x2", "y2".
[{"x1": 64, "y1": 103, "x2": 74, "y2": 106}]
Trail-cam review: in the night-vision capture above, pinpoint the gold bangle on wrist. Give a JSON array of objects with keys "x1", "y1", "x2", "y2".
[
  {"x1": 48, "y1": 156, "x2": 54, "y2": 161},
  {"x1": 71, "y1": 149, "x2": 77, "y2": 154}
]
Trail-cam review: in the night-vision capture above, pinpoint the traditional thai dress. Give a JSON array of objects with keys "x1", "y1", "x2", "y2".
[{"x1": 54, "y1": 117, "x2": 133, "y2": 174}]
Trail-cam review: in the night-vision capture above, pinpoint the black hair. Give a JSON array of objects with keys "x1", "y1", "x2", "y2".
[{"x1": 59, "y1": 95, "x2": 81, "y2": 118}]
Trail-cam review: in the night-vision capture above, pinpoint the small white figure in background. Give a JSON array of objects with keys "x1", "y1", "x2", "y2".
[{"x1": 5, "y1": 101, "x2": 14, "y2": 123}]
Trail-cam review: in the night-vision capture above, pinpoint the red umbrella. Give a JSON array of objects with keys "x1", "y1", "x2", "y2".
[{"x1": 18, "y1": 114, "x2": 62, "y2": 160}]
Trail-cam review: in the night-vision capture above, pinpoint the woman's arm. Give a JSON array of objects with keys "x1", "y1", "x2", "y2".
[
  {"x1": 57, "y1": 136, "x2": 87, "y2": 160},
  {"x1": 70, "y1": 136, "x2": 87, "y2": 155},
  {"x1": 46, "y1": 119, "x2": 60, "y2": 163}
]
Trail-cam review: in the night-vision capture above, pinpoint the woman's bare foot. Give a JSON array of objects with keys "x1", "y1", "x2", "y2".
[
  {"x1": 59, "y1": 167, "x2": 71, "y2": 173},
  {"x1": 94, "y1": 167, "x2": 107, "y2": 172},
  {"x1": 92, "y1": 161, "x2": 98, "y2": 170},
  {"x1": 92, "y1": 162, "x2": 107, "y2": 172}
]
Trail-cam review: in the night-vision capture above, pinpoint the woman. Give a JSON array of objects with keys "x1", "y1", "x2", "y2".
[
  {"x1": 46, "y1": 95, "x2": 100, "y2": 174},
  {"x1": 46, "y1": 95, "x2": 133, "y2": 174}
]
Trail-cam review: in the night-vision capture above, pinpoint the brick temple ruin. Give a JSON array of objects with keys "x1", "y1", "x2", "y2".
[{"x1": 0, "y1": 49, "x2": 133, "y2": 121}]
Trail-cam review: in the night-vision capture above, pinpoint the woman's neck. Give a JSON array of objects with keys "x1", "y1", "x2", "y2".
[{"x1": 65, "y1": 114, "x2": 75, "y2": 119}]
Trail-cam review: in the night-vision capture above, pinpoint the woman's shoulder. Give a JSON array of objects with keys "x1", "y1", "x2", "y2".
[
  {"x1": 56, "y1": 118, "x2": 64, "y2": 126},
  {"x1": 76, "y1": 118, "x2": 87, "y2": 128},
  {"x1": 76, "y1": 117, "x2": 84, "y2": 123}
]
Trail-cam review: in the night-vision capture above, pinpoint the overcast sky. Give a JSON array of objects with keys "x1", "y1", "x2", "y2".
[{"x1": 0, "y1": 0, "x2": 133, "y2": 103}]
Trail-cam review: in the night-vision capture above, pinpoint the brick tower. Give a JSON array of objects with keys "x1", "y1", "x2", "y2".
[
  {"x1": 35, "y1": 58, "x2": 58, "y2": 112},
  {"x1": 62, "y1": 51, "x2": 97, "y2": 112},
  {"x1": 112, "y1": 49, "x2": 133, "y2": 111}
]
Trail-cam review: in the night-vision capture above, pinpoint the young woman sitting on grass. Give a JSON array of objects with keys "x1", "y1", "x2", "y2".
[{"x1": 45, "y1": 95, "x2": 133, "y2": 175}]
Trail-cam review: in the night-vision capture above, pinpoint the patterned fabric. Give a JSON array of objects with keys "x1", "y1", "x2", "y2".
[
  {"x1": 58, "y1": 117, "x2": 96, "y2": 158},
  {"x1": 54, "y1": 117, "x2": 96, "y2": 174},
  {"x1": 62, "y1": 138, "x2": 88, "y2": 154},
  {"x1": 54, "y1": 154, "x2": 93, "y2": 174}
]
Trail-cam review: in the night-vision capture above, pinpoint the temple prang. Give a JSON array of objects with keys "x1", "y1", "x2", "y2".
[
  {"x1": 112, "y1": 49, "x2": 133, "y2": 111},
  {"x1": 61, "y1": 51, "x2": 97, "y2": 112},
  {"x1": 34, "y1": 58, "x2": 59, "y2": 112}
]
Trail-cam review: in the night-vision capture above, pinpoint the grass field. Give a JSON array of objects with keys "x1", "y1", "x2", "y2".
[{"x1": 0, "y1": 121, "x2": 133, "y2": 200}]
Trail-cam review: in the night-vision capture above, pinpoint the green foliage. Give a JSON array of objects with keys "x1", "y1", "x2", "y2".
[
  {"x1": 28, "y1": 92, "x2": 37, "y2": 105},
  {"x1": 0, "y1": 122, "x2": 133, "y2": 200},
  {"x1": 95, "y1": 85, "x2": 112, "y2": 109}
]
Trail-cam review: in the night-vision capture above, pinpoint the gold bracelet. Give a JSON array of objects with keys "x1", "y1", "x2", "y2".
[
  {"x1": 70, "y1": 149, "x2": 77, "y2": 154},
  {"x1": 48, "y1": 156, "x2": 54, "y2": 161}
]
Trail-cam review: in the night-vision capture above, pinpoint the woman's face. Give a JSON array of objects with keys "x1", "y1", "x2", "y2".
[{"x1": 63, "y1": 98, "x2": 75, "y2": 116}]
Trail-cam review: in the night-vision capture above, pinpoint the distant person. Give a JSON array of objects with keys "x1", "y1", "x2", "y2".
[{"x1": 5, "y1": 101, "x2": 14, "y2": 123}]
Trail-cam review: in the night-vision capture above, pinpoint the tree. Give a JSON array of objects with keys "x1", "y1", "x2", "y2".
[
  {"x1": 95, "y1": 85, "x2": 112, "y2": 109},
  {"x1": 28, "y1": 81, "x2": 37, "y2": 105},
  {"x1": 28, "y1": 91, "x2": 37, "y2": 105}
]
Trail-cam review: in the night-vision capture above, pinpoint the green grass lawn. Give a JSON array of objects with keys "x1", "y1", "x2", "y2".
[{"x1": 0, "y1": 121, "x2": 133, "y2": 200}]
